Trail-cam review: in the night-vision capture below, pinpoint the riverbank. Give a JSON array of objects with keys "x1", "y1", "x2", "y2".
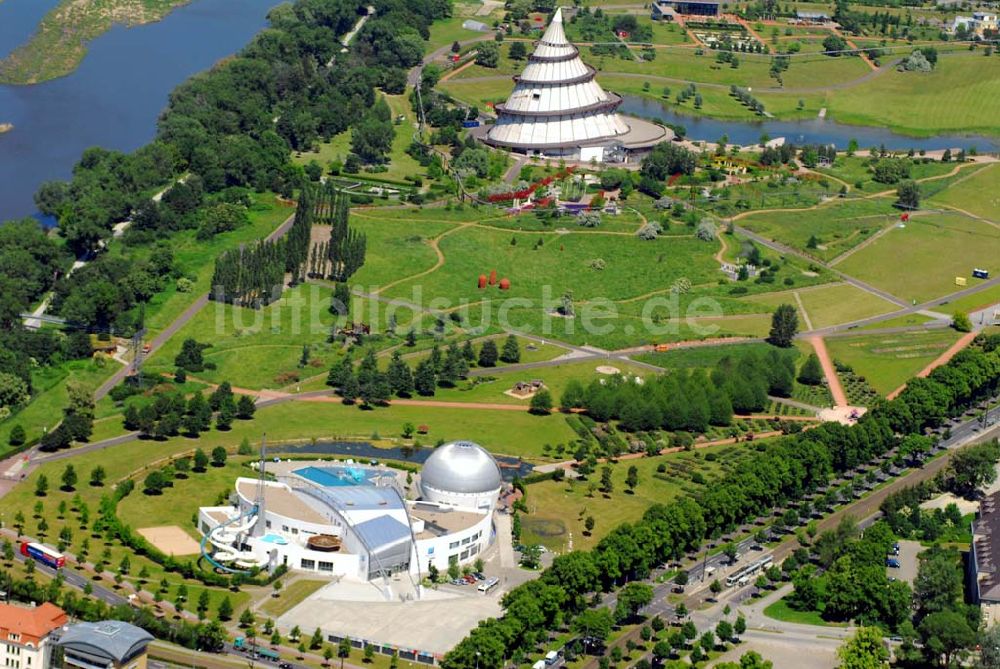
[{"x1": 0, "y1": 0, "x2": 194, "y2": 84}]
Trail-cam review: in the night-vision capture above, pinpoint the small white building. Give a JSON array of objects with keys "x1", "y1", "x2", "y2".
[
  {"x1": 952, "y1": 12, "x2": 998, "y2": 36},
  {"x1": 198, "y1": 441, "x2": 504, "y2": 583}
]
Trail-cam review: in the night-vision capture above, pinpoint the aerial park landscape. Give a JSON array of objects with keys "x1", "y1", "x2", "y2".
[{"x1": 1, "y1": 0, "x2": 1000, "y2": 668}]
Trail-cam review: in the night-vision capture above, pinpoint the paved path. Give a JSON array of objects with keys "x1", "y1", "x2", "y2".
[{"x1": 807, "y1": 336, "x2": 848, "y2": 407}]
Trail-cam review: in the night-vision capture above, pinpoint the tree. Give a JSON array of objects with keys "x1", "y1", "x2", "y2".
[
  {"x1": 600, "y1": 465, "x2": 614, "y2": 494},
  {"x1": 475, "y1": 41, "x2": 500, "y2": 68},
  {"x1": 896, "y1": 180, "x2": 920, "y2": 210},
  {"x1": 979, "y1": 625, "x2": 1000, "y2": 669},
  {"x1": 364, "y1": 645, "x2": 375, "y2": 663},
  {"x1": 414, "y1": 359, "x2": 436, "y2": 396},
  {"x1": 8, "y1": 425, "x2": 25, "y2": 447},
  {"x1": 734, "y1": 615, "x2": 746, "y2": 636},
  {"x1": 625, "y1": 465, "x2": 638, "y2": 492},
  {"x1": 573, "y1": 608, "x2": 613, "y2": 646},
  {"x1": 768, "y1": 304, "x2": 798, "y2": 347},
  {"x1": 716, "y1": 620, "x2": 733, "y2": 645},
  {"x1": 310, "y1": 627, "x2": 324, "y2": 650},
  {"x1": 822, "y1": 34, "x2": 848, "y2": 54},
  {"x1": 236, "y1": 394, "x2": 257, "y2": 419},
  {"x1": 618, "y1": 582, "x2": 653, "y2": 620},
  {"x1": 500, "y1": 335, "x2": 521, "y2": 363},
  {"x1": 193, "y1": 448, "x2": 209, "y2": 472},
  {"x1": 798, "y1": 353, "x2": 824, "y2": 385},
  {"x1": 529, "y1": 390, "x2": 553, "y2": 415},
  {"x1": 143, "y1": 471, "x2": 167, "y2": 495},
  {"x1": 338, "y1": 637, "x2": 352, "y2": 669},
  {"x1": 197, "y1": 589, "x2": 210, "y2": 619},
  {"x1": 35, "y1": 474, "x2": 48, "y2": 497},
  {"x1": 509, "y1": 41, "x2": 527, "y2": 60},
  {"x1": 387, "y1": 352, "x2": 415, "y2": 397},
  {"x1": 211, "y1": 446, "x2": 227, "y2": 467},
  {"x1": 60, "y1": 465, "x2": 77, "y2": 491},
  {"x1": 710, "y1": 579, "x2": 723, "y2": 596},
  {"x1": 952, "y1": 311, "x2": 972, "y2": 333},
  {"x1": 918, "y1": 610, "x2": 975, "y2": 667},
  {"x1": 478, "y1": 340, "x2": 498, "y2": 367},
  {"x1": 89, "y1": 466, "x2": 106, "y2": 487},
  {"x1": 217, "y1": 596, "x2": 233, "y2": 621}
]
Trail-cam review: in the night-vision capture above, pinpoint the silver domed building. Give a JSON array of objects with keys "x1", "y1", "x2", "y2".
[{"x1": 420, "y1": 441, "x2": 503, "y2": 511}]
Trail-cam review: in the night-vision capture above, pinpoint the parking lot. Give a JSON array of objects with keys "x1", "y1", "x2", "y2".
[{"x1": 886, "y1": 539, "x2": 922, "y2": 585}]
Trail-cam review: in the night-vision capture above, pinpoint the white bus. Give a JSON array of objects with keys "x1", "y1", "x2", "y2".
[
  {"x1": 725, "y1": 555, "x2": 774, "y2": 588},
  {"x1": 478, "y1": 577, "x2": 500, "y2": 593}
]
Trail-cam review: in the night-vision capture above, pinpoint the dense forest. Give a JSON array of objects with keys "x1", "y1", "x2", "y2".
[
  {"x1": 442, "y1": 337, "x2": 1000, "y2": 669},
  {"x1": 0, "y1": 0, "x2": 450, "y2": 434},
  {"x1": 560, "y1": 349, "x2": 798, "y2": 432}
]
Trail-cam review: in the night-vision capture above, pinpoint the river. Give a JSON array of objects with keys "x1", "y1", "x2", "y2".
[
  {"x1": 0, "y1": 0, "x2": 281, "y2": 223},
  {"x1": 619, "y1": 95, "x2": 1000, "y2": 153}
]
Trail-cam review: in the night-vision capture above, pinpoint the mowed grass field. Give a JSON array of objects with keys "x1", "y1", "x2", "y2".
[
  {"x1": 381, "y1": 225, "x2": 720, "y2": 305},
  {"x1": 825, "y1": 329, "x2": 962, "y2": 394},
  {"x1": 741, "y1": 282, "x2": 899, "y2": 330},
  {"x1": 740, "y1": 198, "x2": 898, "y2": 262},
  {"x1": 835, "y1": 213, "x2": 1000, "y2": 303},
  {"x1": 144, "y1": 284, "x2": 345, "y2": 390},
  {"x1": 930, "y1": 163, "x2": 1000, "y2": 221},
  {"x1": 521, "y1": 442, "x2": 751, "y2": 551},
  {"x1": 824, "y1": 52, "x2": 1000, "y2": 137}
]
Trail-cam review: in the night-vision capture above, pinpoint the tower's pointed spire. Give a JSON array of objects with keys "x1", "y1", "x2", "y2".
[{"x1": 539, "y1": 7, "x2": 567, "y2": 45}]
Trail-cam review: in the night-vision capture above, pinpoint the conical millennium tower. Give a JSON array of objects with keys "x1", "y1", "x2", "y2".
[{"x1": 484, "y1": 7, "x2": 669, "y2": 162}]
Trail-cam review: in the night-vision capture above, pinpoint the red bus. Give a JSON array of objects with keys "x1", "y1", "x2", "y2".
[{"x1": 20, "y1": 542, "x2": 65, "y2": 569}]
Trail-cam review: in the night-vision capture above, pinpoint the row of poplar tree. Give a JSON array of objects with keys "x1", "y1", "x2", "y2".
[{"x1": 210, "y1": 183, "x2": 366, "y2": 306}]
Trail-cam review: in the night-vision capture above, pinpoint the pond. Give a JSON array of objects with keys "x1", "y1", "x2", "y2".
[
  {"x1": 619, "y1": 94, "x2": 1000, "y2": 152},
  {"x1": 274, "y1": 440, "x2": 536, "y2": 481}
]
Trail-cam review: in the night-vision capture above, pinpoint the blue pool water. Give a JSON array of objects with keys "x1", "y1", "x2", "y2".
[
  {"x1": 261, "y1": 533, "x2": 288, "y2": 545},
  {"x1": 294, "y1": 466, "x2": 375, "y2": 488}
]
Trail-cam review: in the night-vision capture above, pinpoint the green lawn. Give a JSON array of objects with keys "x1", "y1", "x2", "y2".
[
  {"x1": 825, "y1": 329, "x2": 962, "y2": 395},
  {"x1": 522, "y1": 443, "x2": 751, "y2": 551},
  {"x1": 929, "y1": 162, "x2": 1000, "y2": 221},
  {"x1": 823, "y1": 52, "x2": 1000, "y2": 137},
  {"x1": 741, "y1": 282, "x2": 899, "y2": 330},
  {"x1": 143, "y1": 284, "x2": 345, "y2": 390},
  {"x1": 835, "y1": 213, "x2": 1000, "y2": 303},
  {"x1": 259, "y1": 579, "x2": 329, "y2": 618},
  {"x1": 0, "y1": 358, "x2": 118, "y2": 453},
  {"x1": 740, "y1": 198, "x2": 898, "y2": 262},
  {"x1": 381, "y1": 225, "x2": 721, "y2": 305},
  {"x1": 936, "y1": 282, "x2": 1000, "y2": 316},
  {"x1": 763, "y1": 597, "x2": 843, "y2": 627}
]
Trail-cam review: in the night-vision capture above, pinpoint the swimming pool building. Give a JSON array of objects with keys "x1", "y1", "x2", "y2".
[{"x1": 197, "y1": 442, "x2": 504, "y2": 584}]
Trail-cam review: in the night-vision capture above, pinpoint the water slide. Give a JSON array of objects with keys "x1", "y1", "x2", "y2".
[{"x1": 200, "y1": 505, "x2": 269, "y2": 573}]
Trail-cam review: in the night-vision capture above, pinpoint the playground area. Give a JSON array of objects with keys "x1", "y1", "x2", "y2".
[{"x1": 137, "y1": 525, "x2": 201, "y2": 556}]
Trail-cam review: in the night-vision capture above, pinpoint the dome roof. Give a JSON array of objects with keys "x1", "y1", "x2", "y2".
[{"x1": 420, "y1": 441, "x2": 502, "y2": 495}]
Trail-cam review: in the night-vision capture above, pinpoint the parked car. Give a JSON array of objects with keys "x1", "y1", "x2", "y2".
[
  {"x1": 451, "y1": 579, "x2": 466, "y2": 586},
  {"x1": 886, "y1": 558, "x2": 901, "y2": 568}
]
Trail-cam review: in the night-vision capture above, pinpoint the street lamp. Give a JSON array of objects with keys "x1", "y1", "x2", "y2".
[{"x1": 475, "y1": 651, "x2": 481, "y2": 669}]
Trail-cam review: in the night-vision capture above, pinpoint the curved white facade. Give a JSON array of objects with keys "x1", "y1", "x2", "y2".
[{"x1": 486, "y1": 8, "x2": 630, "y2": 155}]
